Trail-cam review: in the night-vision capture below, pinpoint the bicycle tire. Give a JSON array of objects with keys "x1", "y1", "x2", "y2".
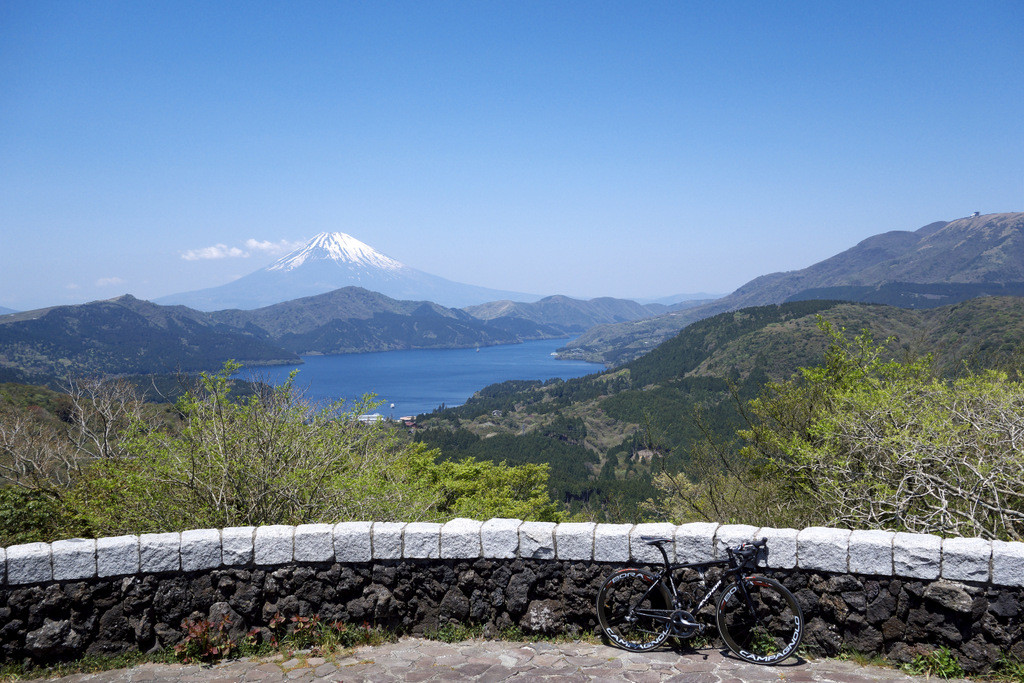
[
  {"x1": 596, "y1": 568, "x2": 673, "y2": 651},
  {"x1": 716, "y1": 575, "x2": 803, "y2": 664}
]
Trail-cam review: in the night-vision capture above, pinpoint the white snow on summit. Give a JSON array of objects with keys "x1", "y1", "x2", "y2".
[{"x1": 268, "y1": 232, "x2": 406, "y2": 273}]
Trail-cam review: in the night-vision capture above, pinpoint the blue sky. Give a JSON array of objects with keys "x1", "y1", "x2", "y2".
[{"x1": 2, "y1": 1, "x2": 1022, "y2": 311}]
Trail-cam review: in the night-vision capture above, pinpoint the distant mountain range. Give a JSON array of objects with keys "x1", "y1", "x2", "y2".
[
  {"x1": 0, "y1": 288, "x2": 651, "y2": 384},
  {"x1": 465, "y1": 296, "x2": 667, "y2": 334},
  {"x1": 639, "y1": 293, "x2": 726, "y2": 306},
  {"x1": 156, "y1": 232, "x2": 541, "y2": 310},
  {"x1": 0, "y1": 307, "x2": 17, "y2": 316},
  {"x1": 5, "y1": 211, "x2": 1024, "y2": 382},
  {"x1": 561, "y1": 211, "x2": 1024, "y2": 364}
]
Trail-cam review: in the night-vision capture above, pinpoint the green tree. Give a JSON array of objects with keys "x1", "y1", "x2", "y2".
[
  {"x1": 67, "y1": 362, "x2": 561, "y2": 535},
  {"x1": 742, "y1": 319, "x2": 1024, "y2": 540},
  {"x1": 646, "y1": 402, "x2": 790, "y2": 527},
  {"x1": 428, "y1": 458, "x2": 562, "y2": 522}
]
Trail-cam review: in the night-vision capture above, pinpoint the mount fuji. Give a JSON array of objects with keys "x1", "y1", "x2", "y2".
[{"x1": 156, "y1": 233, "x2": 541, "y2": 311}]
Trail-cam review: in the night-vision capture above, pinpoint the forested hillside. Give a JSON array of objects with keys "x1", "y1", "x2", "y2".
[
  {"x1": 416, "y1": 297, "x2": 1024, "y2": 519},
  {"x1": 0, "y1": 296, "x2": 298, "y2": 384},
  {"x1": 0, "y1": 287, "x2": 667, "y2": 386}
]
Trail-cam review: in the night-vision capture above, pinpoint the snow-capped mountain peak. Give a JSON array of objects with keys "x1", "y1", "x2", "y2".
[
  {"x1": 268, "y1": 232, "x2": 406, "y2": 273},
  {"x1": 157, "y1": 230, "x2": 539, "y2": 310}
]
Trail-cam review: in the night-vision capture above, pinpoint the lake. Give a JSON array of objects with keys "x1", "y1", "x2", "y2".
[{"x1": 243, "y1": 338, "x2": 604, "y2": 417}]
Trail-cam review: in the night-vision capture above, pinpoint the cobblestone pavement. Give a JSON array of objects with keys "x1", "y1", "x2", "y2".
[{"x1": 46, "y1": 638, "x2": 965, "y2": 682}]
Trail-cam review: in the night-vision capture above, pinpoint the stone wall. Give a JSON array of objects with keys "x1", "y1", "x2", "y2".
[{"x1": 2, "y1": 520, "x2": 1022, "y2": 671}]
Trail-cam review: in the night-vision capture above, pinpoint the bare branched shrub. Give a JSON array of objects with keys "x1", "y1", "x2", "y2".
[
  {"x1": 0, "y1": 405, "x2": 78, "y2": 493},
  {"x1": 62, "y1": 376, "x2": 146, "y2": 461},
  {"x1": 0, "y1": 377, "x2": 144, "y2": 496}
]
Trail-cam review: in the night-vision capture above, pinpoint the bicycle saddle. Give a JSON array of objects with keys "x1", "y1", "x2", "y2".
[{"x1": 641, "y1": 536, "x2": 673, "y2": 546}]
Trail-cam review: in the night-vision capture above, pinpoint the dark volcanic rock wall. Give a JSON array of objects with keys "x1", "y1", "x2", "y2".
[
  {"x1": 2, "y1": 520, "x2": 1022, "y2": 671},
  {"x1": 1, "y1": 559, "x2": 1021, "y2": 672}
]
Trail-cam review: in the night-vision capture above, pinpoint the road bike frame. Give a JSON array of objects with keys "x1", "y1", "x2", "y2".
[{"x1": 624, "y1": 539, "x2": 767, "y2": 635}]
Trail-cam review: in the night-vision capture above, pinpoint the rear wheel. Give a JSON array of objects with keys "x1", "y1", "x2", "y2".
[
  {"x1": 716, "y1": 575, "x2": 803, "y2": 664},
  {"x1": 596, "y1": 568, "x2": 672, "y2": 651}
]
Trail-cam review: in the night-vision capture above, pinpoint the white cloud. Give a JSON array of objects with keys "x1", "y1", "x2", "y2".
[
  {"x1": 245, "y1": 238, "x2": 303, "y2": 254},
  {"x1": 66, "y1": 283, "x2": 81, "y2": 290},
  {"x1": 96, "y1": 277, "x2": 126, "y2": 287},
  {"x1": 181, "y1": 244, "x2": 248, "y2": 260},
  {"x1": 180, "y1": 239, "x2": 301, "y2": 261}
]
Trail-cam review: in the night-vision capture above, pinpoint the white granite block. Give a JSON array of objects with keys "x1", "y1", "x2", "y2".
[
  {"x1": 140, "y1": 533, "x2": 180, "y2": 573},
  {"x1": 52, "y1": 538, "x2": 96, "y2": 581},
  {"x1": 942, "y1": 536, "x2": 992, "y2": 583},
  {"x1": 181, "y1": 529, "x2": 222, "y2": 572},
  {"x1": 7, "y1": 542, "x2": 52, "y2": 584},
  {"x1": 221, "y1": 527, "x2": 256, "y2": 566},
  {"x1": 893, "y1": 532, "x2": 941, "y2": 580},
  {"x1": 555, "y1": 523, "x2": 596, "y2": 561},
  {"x1": 404, "y1": 522, "x2": 442, "y2": 559},
  {"x1": 756, "y1": 527, "x2": 798, "y2": 570},
  {"x1": 675, "y1": 522, "x2": 718, "y2": 564},
  {"x1": 714, "y1": 524, "x2": 761, "y2": 559},
  {"x1": 0, "y1": 547, "x2": 5, "y2": 583},
  {"x1": 992, "y1": 540, "x2": 1024, "y2": 587},
  {"x1": 441, "y1": 518, "x2": 482, "y2": 559},
  {"x1": 594, "y1": 524, "x2": 633, "y2": 563},
  {"x1": 372, "y1": 522, "x2": 406, "y2": 560},
  {"x1": 797, "y1": 527, "x2": 850, "y2": 573},
  {"x1": 294, "y1": 524, "x2": 335, "y2": 563},
  {"x1": 848, "y1": 530, "x2": 894, "y2": 576},
  {"x1": 481, "y1": 518, "x2": 521, "y2": 559},
  {"x1": 519, "y1": 521, "x2": 557, "y2": 559},
  {"x1": 630, "y1": 523, "x2": 677, "y2": 564},
  {"x1": 97, "y1": 535, "x2": 140, "y2": 577},
  {"x1": 254, "y1": 525, "x2": 294, "y2": 565},
  {"x1": 334, "y1": 521, "x2": 372, "y2": 563}
]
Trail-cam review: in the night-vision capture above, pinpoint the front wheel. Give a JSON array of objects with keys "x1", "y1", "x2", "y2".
[
  {"x1": 596, "y1": 568, "x2": 673, "y2": 651},
  {"x1": 716, "y1": 575, "x2": 803, "y2": 664}
]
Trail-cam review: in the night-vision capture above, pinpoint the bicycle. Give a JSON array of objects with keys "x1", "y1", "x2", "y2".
[{"x1": 596, "y1": 536, "x2": 803, "y2": 665}]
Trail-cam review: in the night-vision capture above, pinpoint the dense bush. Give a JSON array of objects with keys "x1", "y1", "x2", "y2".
[
  {"x1": 0, "y1": 363, "x2": 561, "y2": 543},
  {"x1": 743, "y1": 320, "x2": 1024, "y2": 540},
  {"x1": 654, "y1": 319, "x2": 1024, "y2": 540}
]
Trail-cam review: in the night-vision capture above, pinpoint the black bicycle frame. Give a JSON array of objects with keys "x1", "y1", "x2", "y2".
[{"x1": 632, "y1": 543, "x2": 759, "y2": 625}]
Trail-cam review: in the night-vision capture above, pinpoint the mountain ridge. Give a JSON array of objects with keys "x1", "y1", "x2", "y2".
[
  {"x1": 465, "y1": 295, "x2": 665, "y2": 333},
  {"x1": 561, "y1": 211, "x2": 1024, "y2": 364},
  {"x1": 0, "y1": 288, "x2": 652, "y2": 384},
  {"x1": 0, "y1": 295, "x2": 299, "y2": 383}
]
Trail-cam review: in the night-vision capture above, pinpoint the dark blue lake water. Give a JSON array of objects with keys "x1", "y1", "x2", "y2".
[{"x1": 243, "y1": 338, "x2": 603, "y2": 417}]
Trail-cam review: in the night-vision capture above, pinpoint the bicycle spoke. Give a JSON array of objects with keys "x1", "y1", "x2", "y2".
[
  {"x1": 596, "y1": 569, "x2": 672, "y2": 652},
  {"x1": 716, "y1": 576, "x2": 803, "y2": 665}
]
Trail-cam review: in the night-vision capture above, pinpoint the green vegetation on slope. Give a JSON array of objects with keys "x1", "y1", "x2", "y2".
[
  {"x1": 417, "y1": 297, "x2": 1024, "y2": 523},
  {"x1": 0, "y1": 364, "x2": 562, "y2": 544},
  {"x1": 656, "y1": 319, "x2": 1024, "y2": 540}
]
